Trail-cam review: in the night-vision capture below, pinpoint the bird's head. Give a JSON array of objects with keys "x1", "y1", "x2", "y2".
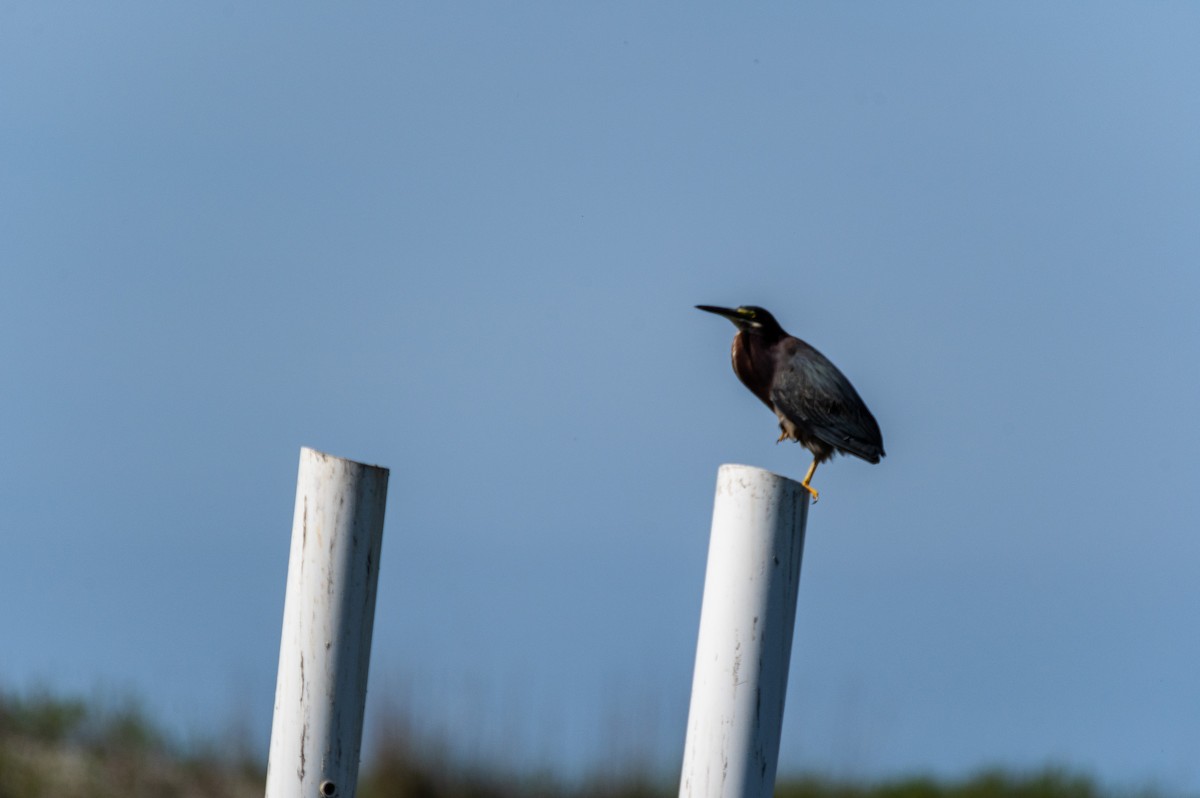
[{"x1": 695, "y1": 305, "x2": 785, "y2": 336}]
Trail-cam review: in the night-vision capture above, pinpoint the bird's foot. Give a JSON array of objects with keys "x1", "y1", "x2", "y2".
[
  {"x1": 776, "y1": 431, "x2": 787, "y2": 444},
  {"x1": 799, "y1": 460, "x2": 820, "y2": 503}
]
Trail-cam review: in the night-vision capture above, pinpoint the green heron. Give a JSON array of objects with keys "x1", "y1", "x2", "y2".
[{"x1": 696, "y1": 305, "x2": 885, "y2": 502}]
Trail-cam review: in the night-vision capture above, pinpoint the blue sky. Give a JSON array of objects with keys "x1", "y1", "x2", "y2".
[{"x1": 3, "y1": 2, "x2": 1199, "y2": 789}]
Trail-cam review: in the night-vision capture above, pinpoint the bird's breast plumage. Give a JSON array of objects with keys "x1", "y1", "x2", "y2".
[{"x1": 730, "y1": 332, "x2": 778, "y2": 410}]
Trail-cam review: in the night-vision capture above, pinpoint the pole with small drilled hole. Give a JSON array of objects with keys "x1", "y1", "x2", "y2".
[
  {"x1": 265, "y1": 448, "x2": 389, "y2": 798},
  {"x1": 678, "y1": 464, "x2": 810, "y2": 798}
]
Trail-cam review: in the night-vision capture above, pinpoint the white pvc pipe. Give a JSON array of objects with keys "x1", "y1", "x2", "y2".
[
  {"x1": 679, "y1": 464, "x2": 810, "y2": 798},
  {"x1": 265, "y1": 448, "x2": 390, "y2": 798}
]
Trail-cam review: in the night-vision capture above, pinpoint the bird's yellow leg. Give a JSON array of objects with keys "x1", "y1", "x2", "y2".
[
  {"x1": 800, "y1": 460, "x2": 820, "y2": 503},
  {"x1": 776, "y1": 429, "x2": 787, "y2": 444}
]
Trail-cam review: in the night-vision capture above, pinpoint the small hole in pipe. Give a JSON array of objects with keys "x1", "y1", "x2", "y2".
[{"x1": 319, "y1": 781, "x2": 337, "y2": 797}]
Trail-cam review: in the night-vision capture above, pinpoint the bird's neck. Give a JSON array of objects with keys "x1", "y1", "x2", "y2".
[{"x1": 731, "y1": 332, "x2": 777, "y2": 408}]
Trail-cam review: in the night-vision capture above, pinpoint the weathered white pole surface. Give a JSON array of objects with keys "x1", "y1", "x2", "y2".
[
  {"x1": 265, "y1": 448, "x2": 389, "y2": 798},
  {"x1": 679, "y1": 464, "x2": 810, "y2": 798}
]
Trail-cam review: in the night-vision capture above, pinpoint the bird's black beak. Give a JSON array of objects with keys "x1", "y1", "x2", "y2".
[{"x1": 696, "y1": 305, "x2": 742, "y2": 322}]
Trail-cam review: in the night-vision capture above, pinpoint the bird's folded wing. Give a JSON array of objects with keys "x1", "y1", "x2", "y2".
[{"x1": 770, "y1": 350, "x2": 885, "y2": 463}]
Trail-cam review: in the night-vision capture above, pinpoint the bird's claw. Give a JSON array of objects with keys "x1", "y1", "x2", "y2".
[{"x1": 801, "y1": 483, "x2": 819, "y2": 503}]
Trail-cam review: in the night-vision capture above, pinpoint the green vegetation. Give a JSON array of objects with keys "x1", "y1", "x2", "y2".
[
  {"x1": 0, "y1": 688, "x2": 261, "y2": 798},
  {"x1": 0, "y1": 688, "x2": 1169, "y2": 798},
  {"x1": 773, "y1": 772, "x2": 1107, "y2": 798}
]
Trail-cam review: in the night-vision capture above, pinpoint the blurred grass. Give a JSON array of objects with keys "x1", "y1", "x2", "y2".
[
  {"x1": 0, "y1": 687, "x2": 1173, "y2": 798},
  {"x1": 0, "y1": 687, "x2": 261, "y2": 798},
  {"x1": 774, "y1": 771, "x2": 1106, "y2": 798}
]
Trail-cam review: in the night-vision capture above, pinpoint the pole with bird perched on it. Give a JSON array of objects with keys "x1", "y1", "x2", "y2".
[{"x1": 678, "y1": 464, "x2": 810, "y2": 798}]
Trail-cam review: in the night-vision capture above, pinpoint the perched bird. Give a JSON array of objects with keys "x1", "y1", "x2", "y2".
[{"x1": 696, "y1": 305, "x2": 884, "y2": 502}]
